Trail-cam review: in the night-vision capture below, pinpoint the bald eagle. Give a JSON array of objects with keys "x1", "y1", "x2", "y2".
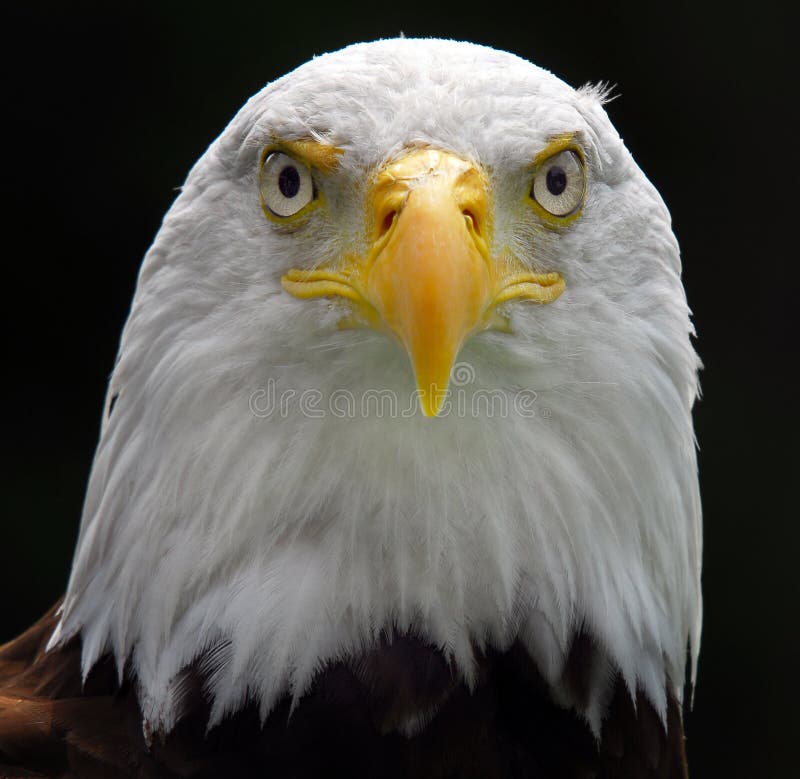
[{"x1": 0, "y1": 39, "x2": 701, "y2": 778}]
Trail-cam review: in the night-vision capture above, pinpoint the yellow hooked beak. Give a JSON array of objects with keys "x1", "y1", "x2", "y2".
[{"x1": 282, "y1": 148, "x2": 565, "y2": 416}]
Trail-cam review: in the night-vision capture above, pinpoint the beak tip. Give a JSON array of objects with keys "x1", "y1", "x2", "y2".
[
  {"x1": 420, "y1": 402, "x2": 440, "y2": 418},
  {"x1": 417, "y1": 383, "x2": 449, "y2": 418}
]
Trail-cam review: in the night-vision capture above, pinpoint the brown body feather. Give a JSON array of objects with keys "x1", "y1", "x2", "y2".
[{"x1": 0, "y1": 604, "x2": 688, "y2": 778}]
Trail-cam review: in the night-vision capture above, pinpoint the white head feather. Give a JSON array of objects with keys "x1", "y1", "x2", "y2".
[{"x1": 50, "y1": 39, "x2": 702, "y2": 737}]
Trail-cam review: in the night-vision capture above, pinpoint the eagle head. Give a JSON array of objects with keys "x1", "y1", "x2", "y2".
[{"x1": 51, "y1": 39, "x2": 702, "y2": 737}]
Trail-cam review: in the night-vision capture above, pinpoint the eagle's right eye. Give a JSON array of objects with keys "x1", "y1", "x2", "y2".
[{"x1": 260, "y1": 152, "x2": 316, "y2": 218}]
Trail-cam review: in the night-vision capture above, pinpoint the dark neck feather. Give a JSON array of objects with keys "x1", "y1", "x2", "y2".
[{"x1": 1, "y1": 603, "x2": 688, "y2": 778}]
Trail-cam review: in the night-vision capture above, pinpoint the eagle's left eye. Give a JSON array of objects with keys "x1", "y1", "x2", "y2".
[
  {"x1": 531, "y1": 149, "x2": 585, "y2": 217},
  {"x1": 260, "y1": 152, "x2": 316, "y2": 217}
]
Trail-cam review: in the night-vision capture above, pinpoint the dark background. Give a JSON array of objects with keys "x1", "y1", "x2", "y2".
[{"x1": 1, "y1": 1, "x2": 796, "y2": 776}]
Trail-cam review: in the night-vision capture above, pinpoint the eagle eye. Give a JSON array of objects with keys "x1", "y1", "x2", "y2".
[
  {"x1": 531, "y1": 149, "x2": 585, "y2": 217},
  {"x1": 260, "y1": 152, "x2": 316, "y2": 218}
]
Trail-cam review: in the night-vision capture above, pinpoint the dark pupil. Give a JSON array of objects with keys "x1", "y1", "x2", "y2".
[
  {"x1": 546, "y1": 166, "x2": 567, "y2": 196},
  {"x1": 278, "y1": 165, "x2": 301, "y2": 198}
]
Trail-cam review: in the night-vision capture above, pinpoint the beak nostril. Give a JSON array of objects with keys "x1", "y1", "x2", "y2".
[
  {"x1": 378, "y1": 210, "x2": 397, "y2": 240},
  {"x1": 462, "y1": 209, "x2": 479, "y2": 235}
]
